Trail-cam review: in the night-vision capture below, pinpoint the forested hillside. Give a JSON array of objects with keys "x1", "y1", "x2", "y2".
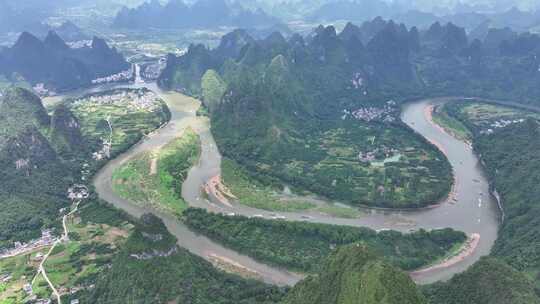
[
  {"x1": 159, "y1": 24, "x2": 453, "y2": 209},
  {"x1": 0, "y1": 31, "x2": 129, "y2": 91},
  {"x1": 283, "y1": 243, "x2": 427, "y2": 304},
  {"x1": 84, "y1": 213, "x2": 285, "y2": 303},
  {"x1": 0, "y1": 87, "x2": 169, "y2": 250},
  {"x1": 476, "y1": 120, "x2": 540, "y2": 292},
  {"x1": 184, "y1": 208, "x2": 466, "y2": 273},
  {"x1": 0, "y1": 88, "x2": 75, "y2": 248},
  {"x1": 156, "y1": 20, "x2": 540, "y2": 301},
  {"x1": 427, "y1": 101, "x2": 540, "y2": 301},
  {"x1": 159, "y1": 19, "x2": 540, "y2": 210},
  {"x1": 424, "y1": 258, "x2": 540, "y2": 304},
  {"x1": 160, "y1": 19, "x2": 540, "y2": 105}
]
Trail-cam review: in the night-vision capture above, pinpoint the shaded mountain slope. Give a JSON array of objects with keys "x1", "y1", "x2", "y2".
[
  {"x1": 0, "y1": 88, "x2": 75, "y2": 247},
  {"x1": 283, "y1": 244, "x2": 426, "y2": 304},
  {"x1": 84, "y1": 213, "x2": 285, "y2": 303},
  {"x1": 0, "y1": 31, "x2": 129, "y2": 91}
]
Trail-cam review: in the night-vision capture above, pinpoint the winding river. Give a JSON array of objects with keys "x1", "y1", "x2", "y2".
[{"x1": 77, "y1": 81, "x2": 501, "y2": 286}]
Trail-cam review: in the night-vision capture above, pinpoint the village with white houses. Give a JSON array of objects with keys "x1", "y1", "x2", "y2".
[
  {"x1": 0, "y1": 185, "x2": 89, "y2": 260},
  {"x1": 30, "y1": 64, "x2": 136, "y2": 98},
  {"x1": 0, "y1": 230, "x2": 56, "y2": 261},
  {"x1": 358, "y1": 145, "x2": 401, "y2": 164},
  {"x1": 342, "y1": 100, "x2": 398, "y2": 123},
  {"x1": 72, "y1": 88, "x2": 163, "y2": 112},
  {"x1": 479, "y1": 118, "x2": 526, "y2": 135},
  {"x1": 91, "y1": 65, "x2": 135, "y2": 85},
  {"x1": 0, "y1": 184, "x2": 89, "y2": 304}
]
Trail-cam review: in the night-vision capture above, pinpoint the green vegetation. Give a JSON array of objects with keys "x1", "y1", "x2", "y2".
[
  {"x1": 316, "y1": 205, "x2": 362, "y2": 219},
  {"x1": 0, "y1": 88, "x2": 73, "y2": 248},
  {"x1": 112, "y1": 129, "x2": 201, "y2": 215},
  {"x1": 221, "y1": 158, "x2": 316, "y2": 212},
  {"x1": 44, "y1": 203, "x2": 133, "y2": 302},
  {"x1": 216, "y1": 113, "x2": 452, "y2": 209},
  {"x1": 0, "y1": 251, "x2": 41, "y2": 303},
  {"x1": 432, "y1": 104, "x2": 472, "y2": 142},
  {"x1": 282, "y1": 244, "x2": 427, "y2": 304},
  {"x1": 442, "y1": 101, "x2": 540, "y2": 135},
  {"x1": 222, "y1": 158, "x2": 363, "y2": 216},
  {"x1": 476, "y1": 120, "x2": 540, "y2": 292},
  {"x1": 428, "y1": 101, "x2": 540, "y2": 300},
  {"x1": 31, "y1": 273, "x2": 51, "y2": 300},
  {"x1": 424, "y1": 258, "x2": 540, "y2": 304},
  {"x1": 83, "y1": 213, "x2": 285, "y2": 303},
  {"x1": 212, "y1": 60, "x2": 452, "y2": 209},
  {"x1": 0, "y1": 32, "x2": 129, "y2": 91},
  {"x1": 183, "y1": 208, "x2": 466, "y2": 273},
  {"x1": 162, "y1": 26, "x2": 453, "y2": 209},
  {"x1": 0, "y1": 87, "x2": 172, "y2": 249},
  {"x1": 0, "y1": 200, "x2": 132, "y2": 304},
  {"x1": 68, "y1": 88, "x2": 170, "y2": 158},
  {"x1": 0, "y1": 76, "x2": 31, "y2": 92},
  {"x1": 201, "y1": 69, "x2": 227, "y2": 112},
  {"x1": 159, "y1": 44, "x2": 219, "y2": 96}
]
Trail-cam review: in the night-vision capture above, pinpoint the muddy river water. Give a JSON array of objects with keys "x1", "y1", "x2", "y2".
[{"x1": 71, "y1": 81, "x2": 501, "y2": 286}]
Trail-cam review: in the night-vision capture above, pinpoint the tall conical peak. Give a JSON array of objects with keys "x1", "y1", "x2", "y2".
[
  {"x1": 13, "y1": 32, "x2": 43, "y2": 50},
  {"x1": 340, "y1": 22, "x2": 362, "y2": 41},
  {"x1": 44, "y1": 31, "x2": 69, "y2": 50},
  {"x1": 264, "y1": 31, "x2": 287, "y2": 45},
  {"x1": 91, "y1": 36, "x2": 109, "y2": 51},
  {"x1": 0, "y1": 87, "x2": 49, "y2": 127}
]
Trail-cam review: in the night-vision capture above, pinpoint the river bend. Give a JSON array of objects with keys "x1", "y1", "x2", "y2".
[{"x1": 84, "y1": 82, "x2": 500, "y2": 285}]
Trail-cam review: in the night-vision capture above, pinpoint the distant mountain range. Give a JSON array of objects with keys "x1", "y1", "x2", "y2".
[
  {"x1": 157, "y1": 18, "x2": 540, "y2": 302},
  {"x1": 307, "y1": 0, "x2": 397, "y2": 23},
  {"x1": 114, "y1": 0, "x2": 283, "y2": 29},
  {"x1": 0, "y1": 0, "x2": 89, "y2": 41},
  {"x1": 236, "y1": 0, "x2": 540, "y2": 16},
  {"x1": 20, "y1": 21, "x2": 91, "y2": 44},
  {"x1": 158, "y1": 20, "x2": 423, "y2": 101},
  {"x1": 394, "y1": 7, "x2": 540, "y2": 33},
  {"x1": 305, "y1": 1, "x2": 540, "y2": 32},
  {"x1": 0, "y1": 2, "x2": 48, "y2": 34},
  {"x1": 159, "y1": 17, "x2": 540, "y2": 103},
  {"x1": 0, "y1": 31, "x2": 129, "y2": 91},
  {"x1": 157, "y1": 18, "x2": 540, "y2": 208},
  {"x1": 49, "y1": 21, "x2": 90, "y2": 42}
]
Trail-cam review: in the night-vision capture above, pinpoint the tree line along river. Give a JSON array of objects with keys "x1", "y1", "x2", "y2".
[{"x1": 76, "y1": 81, "x2": 502, "y2": 286}]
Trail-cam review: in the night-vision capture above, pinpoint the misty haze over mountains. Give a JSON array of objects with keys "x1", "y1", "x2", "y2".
[
  {"x1": 4, "y1": 0, "x2": 540, "y2": 26},
  {"x1": 3, "y1": 0, "x2": 540, "y2": 304}
]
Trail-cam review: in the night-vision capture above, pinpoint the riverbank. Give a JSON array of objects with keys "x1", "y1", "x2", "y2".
[
  {"x1": 429, "y1": 104, "x2": 473, "y2": 145},
  {"x1": 203, "y1": 175, "x2": 235, "y2": 207},
  {"x1": 208, "y1": 253, "x2": 264, "y2": 281},
  {"x1": 423, "y1": 105, "x2": 462, "y2": 206},
  {"x1": 92, "y1": 82, "x2": 500, "y2": 285},
  {"x1": 93, "y1": 87, "x2": 303, "y2": 286},
  {"x1": 410, "y1": 233, "x2": 480, "y2": 278}
]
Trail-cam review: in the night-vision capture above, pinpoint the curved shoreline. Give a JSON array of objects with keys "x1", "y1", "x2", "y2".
[
  {"x1": 205, "y1": 172, "x2": 455, "y2": 213},
  {"x1": 410, "y1": 233, "x2": 480, "y2": 277},
  {"x1": 424, "y1": 99, "x2": 511, "y2": 226},
  {"x1": 89, "y1": 82, "x2": 500, "y2": 285}
]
